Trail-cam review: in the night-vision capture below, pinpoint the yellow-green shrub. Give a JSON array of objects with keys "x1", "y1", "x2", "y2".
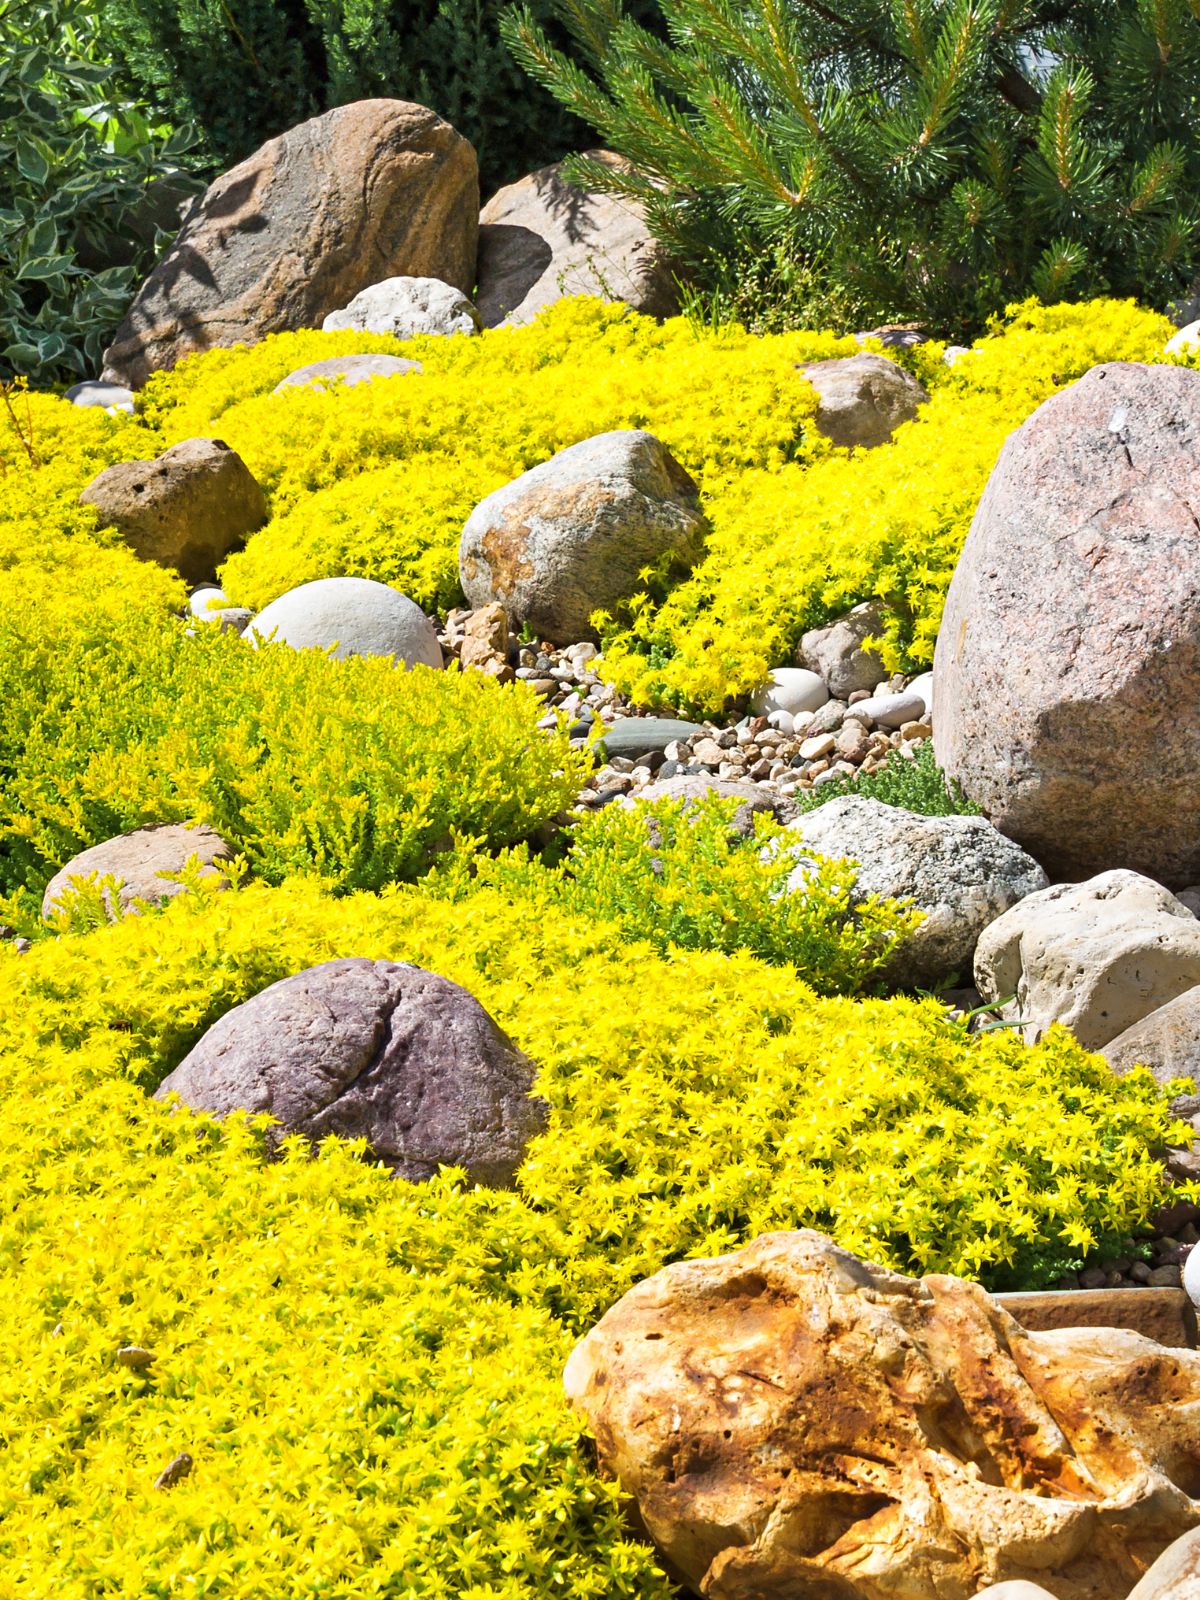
[{"x1": 0, "y1": 873, "x2": 1186, "y2": 1593}]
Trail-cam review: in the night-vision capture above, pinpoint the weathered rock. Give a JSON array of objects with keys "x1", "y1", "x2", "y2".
[
  {"x1": 42, "y1": 824, "x2": 233, "y2": 921},
  {"x1": 102, "y1": 101, "x2": 478, "y2": 387},
  {"x1": 1186, "y1": 1246, "x2": 1200, "y2": 1311},
  {"x1": 458, "y1": 602, "x2": 510, "y2": 675},
  {"x1": 1103, "y1": 987, "x2": 1200, "y2": 1102},
  {"x1": 797, "y1": 353, "x2": 928, "y2": 449},
  {"x1": 1127, "y1": 1527, "x2": 1200, "y2": 1600},
  {"x1": 476, "y1": 151, "x2": 677, "y2": 328},
  {"x1": 273, "y1": 354, "x2": 422, "y2": 392},
  {"x1": 64, "y1": 379, "x2": 134, "y2": 412},
  {"x1": 458, "y1": 430, "x2": 707, "y2": 643},
  {"x1": 155, "y1": 957, "x2": 545, "y2": 1185},
  {"x1": 783, "y1": 796, "x2": 1048, "y2": 985},
  {"x1": 322, "y1": 276, "x2": 480, "y2": 339},
  {"x1": 599, "y1": 717, "x2": 704, "y2": 761},
  {"x1": 750, "y1": 667, "x2": 829, "y2": 719},
  {"x1": 1165, "y1": 320, "x2": 1200, "y2": 356},
  {"x1": 247, "y1": 577, "x2": 442, "y2": 667},
  {"x1": 79, "y1": 438, "x2": 267, "y2": 586},
  {"x1": 799, "y1": 602, "x2": 889, "y2": 699},
  {"x1": 933, "y1": 362, "x2": 1200, "y2": 887},
  {"x1": 971, "y1": 1586, "x2": 1056, "y2": 1600},
  {"x1": 564, "y1": 1229, "x2": 1200, "y2": 1600},
  {"x1": 975, "y1": 871, "x2": 1200, "y2": 1050},
  {"x1": 632, "y1": 773, "x2": 779, "y2": 816}
]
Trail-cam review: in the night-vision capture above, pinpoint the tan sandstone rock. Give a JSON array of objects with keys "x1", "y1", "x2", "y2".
[
  {"x1": 796, "y1": 352, "x2": 928, "y2": 449},
  {"x1": 564, "y1": 1230, "x2": 1200, "y2": 1600},
  {"x1": 1127, "y1": 1526, "x2": 1200, "y2": 1599},
  {"x1": 42, "y1": 824, "x2": 233, "y2": 921},
  {"x1": 102, "y1": 101, "x2": 478, "y2": 387},
  {"x1": 459, "y1": 602, "x2": 511, "y2": 678}
]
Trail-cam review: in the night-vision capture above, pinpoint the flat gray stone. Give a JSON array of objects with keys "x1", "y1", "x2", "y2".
[
  {"x1": 599, "y1": 717, "x2": 703, "y2": 760},
  {"x1": 274, "y1": 354, "x2": 422, "y2": 392}
]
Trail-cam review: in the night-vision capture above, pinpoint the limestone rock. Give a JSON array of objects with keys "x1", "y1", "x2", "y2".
[
  {"x1": 1102, "y1": 987, "x2": 1200, "y2": 1098},
  {"x1": 79, "y1": 438, "x2": 267, "y2": 586},
  {"x1": 783, "y1": 796, "x2": 1048, "y2": 985},
  {"x1": 458, "y1": 430, "x2": 707, "y2": 643},
  {"x1": 42, "y1": 824, "x2": 233, "y2": 921},
  {"x1": 974, "y1": 871, "x2": 1200, "y2": 1050},
  {"x1": 797, "y1": 353, "x2": 928, "y2": 449},
  {"x1": 476, "y1": 151, "x2": 677, "y2": 328},
  {"x1": 155, "y1": 957, "x2": 545, "y2": 1184},
  {"x1": 1127, "y1": 1527, "x2": 1200, "y2": 1600},
  {"x1": 322, "y1": 276, "x2": 480, "y2": 339},
  {"x1": 247, "y1": 577, "x2": 442, "y2": 667},
  {"x1": 458, "y1": 602, "x2": 510, "y2": 675},
  {"x1": 102, "y1": 100, "x2": 478, "y2": 387},
  {"x1": 564, "y1": 1229, "x2": 1200, "y2": 1600},
  {"x1": 933, "y1": 362, "x2": 1200, "y2": 887},
  {"x1": 273, "y1": 354, "x2": 422, "y2": 392},
  {"x1": 799, "y1": 601, "x2": 889, "y2": 699}
]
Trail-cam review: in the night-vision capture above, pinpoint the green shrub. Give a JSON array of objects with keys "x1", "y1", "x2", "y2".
[
  {"x1": 794, "y1": 742, "x2": 981, "y2": 820},
  {"x1": 0, "y1": 0, "x2": 196, "y2": 382}
]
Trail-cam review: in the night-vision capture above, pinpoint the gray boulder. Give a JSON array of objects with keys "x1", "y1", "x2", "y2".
[
  {"x1": 64, "y1": 379, "x2": 134, "y2": 413},
  {"x1": 247, "y1": 577, "x2": 442, "y2": 667},
  {"x1": 476, "y1": 151, "x2": 678, "y2": 328},
  {"x1": 934, "y1": 362, "x2": 1200, "y2": 887},
  {"x1": 42, "y1": 823, "x2": 233, "y2": 921},
  {"x1": 273, "y1": 354, "x2": 422, "y2": 392},
  {"x1": 796, "y1": 353, "x2": 928, "y2": 449},
  {"x1": 783, "y1": 796, "x2": 1048, "y2": 985},
  {"x1": 155, "y1": 957, "x2": 546, "y2": 1185},
  {"x1": 102, "y1": 100, "x2": 478, "y2": 386},
  {"x1": 458, "y1": 430, "x2": 707, "y2": 643},
  {"x1": 79, "y1": 438, "x2": 268, "y2": 586},
  {"x1": 1101, "y1": 986, "x2": 1200, "y2": 1102},
  {"x1": 799, "y1": 601, "x2": 889, "y2": 699},
  {"x1": 322, "y1": 276, "x2": 480, "y2": 339}
]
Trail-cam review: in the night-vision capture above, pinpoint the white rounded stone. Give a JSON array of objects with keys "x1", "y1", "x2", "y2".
[
  {"x1": 322, "y1": 276, "x2": 481, "y2": 339},
  {"x1": 848, "y1": 690, "x2": 926, "y2": 728},
  {"x1": 189, "y1": 586, "x2": 231, "y2": 619},
  {"x1": 751, "y1": 667, "x2": 829, "y2": 718},
  {"x1": 64, "y1": 379, "x2": 135, "y2": 413},
  {"x1": 907, "y1": 671, "x2": 935, "y2": 718},
  {"x1": 1165, "y1": 319, "x2": 1200, "y2": 356},
  {"x1": 247, "y1": 577, "x2": 443, "y2": 667},
  {"x1": 1185, "y1": 1243, "x2": 1200, "y2": 1310}
]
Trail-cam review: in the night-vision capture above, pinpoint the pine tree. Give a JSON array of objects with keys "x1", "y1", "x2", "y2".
[{"x1": 502, "y1": 0, "x2": 1200, "y2": 331}]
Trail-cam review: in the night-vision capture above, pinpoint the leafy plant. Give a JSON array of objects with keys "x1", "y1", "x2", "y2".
[
  {"x1": 0, "y1": 0, "x2": 197, "y2": 382},
  {"x1": 503, "y1": 0, "x2": 1200, "y2": 334},
  {"x1": 794, "y1": 741, "x2": 980, "y2": 819}
]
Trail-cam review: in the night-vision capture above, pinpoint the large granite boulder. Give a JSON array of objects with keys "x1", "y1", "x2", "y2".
[
  {"x1": 322, "y1": 276, "x2": 481, "y2": 339},
  {"x1": 934, "y1": 362, "x2": 1200, "y2": 888},
  {"x1": 247, "y1": 577, "x2": 442, "y2": 667},
  {"x1": 102, "y1": 101, "x2": 478, "y2": 387},
  {"x1": 458, "y1": 430, "x2": 707, "y2": 643},
  {"x1": 796, "y1": 353, "x2": 928, "y2": 449},
  {"x1": 783, "y1": 797, "x2": 1048, "y2": 986},
  {"x1": 79, "y1": 439, "x2": 267, "y2": 585},
  {"x1": 42, "y1": 824, "x2": 233, "y2": 921},
  {"x1": 564, "y1": 1229, "x2": 1200, "y2": 1600},
  {"x1": 155, "y1": 957, "x2": 546, "y2": 1185},
  {"x1": 974, "y1": 870, "x2": 1200, "y2": 1050},
  {"x1": 476, "y1": 151, "x2": 678, "y2": 328}
]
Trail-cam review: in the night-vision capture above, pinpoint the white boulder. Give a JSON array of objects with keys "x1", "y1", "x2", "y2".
[
  {"x1": 247, "y1": 577, "x2": 442, "y2": 667},
  {"x1": 322, "y1": 276, "x2": 480, "y2": 339},
  {"x1": 751, "y1": 667, "x2": 829, "y2": 718}
]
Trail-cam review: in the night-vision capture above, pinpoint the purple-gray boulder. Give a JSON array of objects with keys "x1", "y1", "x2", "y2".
[{"x1": 155, "y1": 957, "x2": 545, "y2": 1185}]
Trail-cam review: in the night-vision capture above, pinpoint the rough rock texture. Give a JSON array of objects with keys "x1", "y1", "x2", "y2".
[
  {"x1": 458, "y1": 430, "x2": 708, "y2": 643},
  {"x1": 1128, "y1": 1528, "x2": 1200, "y2": 1600},
  {"x1": 799, "y1": 601, "x2": 889, "y2": 699},
  {"x1": 1103, "y1": 987, "x2": 1200, "y2": 1097},
  {"x1": 564, "y1": 1229, "x2": 1200, "y2": 1600},
  {"x1": 322, "y1": 275, "x2": 480, "y2": 338},
  {"x1": 79, "y1": 438, "x2": 267, "y2": 586},
  {"x1": 247, "y1": 577, "x2": 442, "y2": 667},
  {"x1": 974, "y1": 871, "x2": 1200, "y2": 1050},
  {"x1": 784, "y1": 797, "x2": 1048, "y2": 985},
  {"x1": 42, "y1": 824, "x2": 233, "y2": 921},
  {"x1": 458, "y1": 602, "x2": 511, "y2": 676},
  {"x1": 273, "y1": 354, "x2": 422, "y2": 392},
  {"x1": 933, "y1": 362, "x2": 1200, "y2": 887},
  {"x1": 796, "y1": 353, "x2": 928, "y2": 449},
  {"x1": 102, "y1": 101, "x2": 478, "y2": 387},
  {"x1": 155, "y1": 957, "x2": 545, "y2": 1184},
  {"x1": 476, "y1": 151, "x2": 678, "y2": 328}
]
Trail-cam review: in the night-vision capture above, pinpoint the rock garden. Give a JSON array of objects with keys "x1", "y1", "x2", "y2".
[{"x1": 5, "y1": 0, "x2": 1200, "y2": 1589}]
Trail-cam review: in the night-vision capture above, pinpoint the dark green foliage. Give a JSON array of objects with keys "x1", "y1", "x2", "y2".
[
  {"x1": 503, "y1": 0, "x2": 1200, "y2": 334},
  {"x1": 98, "y1": 0, "x2": 603, "y2": 193},
  {"x1": 794, "y1": 741, "x2": 981, "y2": 819},
  {"x1": 0, "y1": 0, "x2": 198, "y2": 382}
]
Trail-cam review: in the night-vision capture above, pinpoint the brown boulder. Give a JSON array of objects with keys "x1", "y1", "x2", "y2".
[
  {"x1": 80, "y1": 438, "x2": 267, "y2": 585},
  {"x1": 102, "y1": 101, "x2": 478, "y2": 387},
  {"x1": 796, "y1": 353, "x2": 928, "y2": 449},
  {"x1": 933, "y1": 362, "x2": 1200, "y2": 887},
  {"x1": 155, "y1": 957, "x2": 546, "y2": 1185},
  {"x1": 476, "y1": 151, "x2": 678, "y2": 328},
  {"x1": 1102, "y1": 985, "x2": 1200, "y2": 1104},
  {"x1": 42, "y1": 824, "x2": 233, "y2": 921},
  {"x1": 564, "y1": 1230, "x2": 1200, "y2": 1600}
]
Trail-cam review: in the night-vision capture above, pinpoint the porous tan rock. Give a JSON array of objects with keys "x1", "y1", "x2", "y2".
[
  {"x1": 974, "y1": 870, "x2": 1200, "y2": 1050},
  {"x1": 796, "y1": 352, "x2": 928, "y2": 449},
  {"x1": 933, "y1": 362, "x2": 1200, "y2": 888},
  {"x1": 102, "y1": 101, "x2": 478, "y2": 387},
  {"x1": 1127, "y1": 1527, "x2": 1200, "y2": 1600},
  {"x1": 459, "y1": 602, "x2": 510, "y2": 676},
  {"x1": 476, "y1": 151, "x2": 677, "y2": 328},
  {"x1": 1103, "y1": 986, "x2": 1200, "y2": 1096},
  {"x1": 79, "y1": 439, "x2": 267, "y2": 585},
  {"x1": 42, "y1": 824, "x2": 233, "y2": 921},
  {"x1": 564, "y1": 1230, "x2": 1200, "y2": 1600}
]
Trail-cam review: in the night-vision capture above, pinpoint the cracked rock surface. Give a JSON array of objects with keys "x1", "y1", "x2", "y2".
[
  {"x1": 155, "y1": 957, "x2": 545, "y2": 1185},
  {"x1": 933, "y1": 361, "x2": 1200, "y2": 887}
]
